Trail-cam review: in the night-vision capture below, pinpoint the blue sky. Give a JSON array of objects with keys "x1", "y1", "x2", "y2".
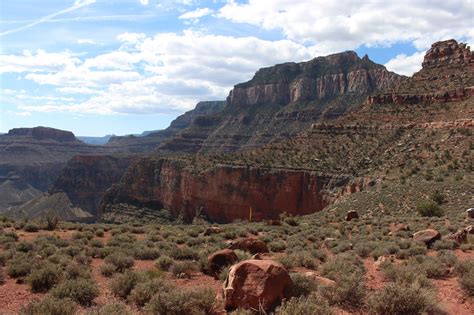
[{"x1": 1, "y1": 0, "x2": 473, "y2": 136}]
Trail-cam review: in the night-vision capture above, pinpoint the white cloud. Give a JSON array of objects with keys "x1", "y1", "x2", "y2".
[
  {"x1": 6, "y1": 30, "x2": 317, "y2": 115},
  {"x1": 77, "y1": 39, "x2": 96, "y2": 45},
  {"x1": 219, "y1": 0, "x2": 474, "y2": 52},
  {"x1": 179, "y1": 8, "x2": 213, "y2": 20},
  {"x1": 139, "y1": 0, "x2": 149, "y2": 5},
  {"x1": 0, "y1": 49, "x2": 80, "y2": 73},
  {"x1": 385, "y1": 51, "x2": 426, "y2": 76}
]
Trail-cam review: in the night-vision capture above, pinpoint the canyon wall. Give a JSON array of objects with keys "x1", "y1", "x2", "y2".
[{"x1": 99, "y1": 158, "x2": 347, "y2": 223}]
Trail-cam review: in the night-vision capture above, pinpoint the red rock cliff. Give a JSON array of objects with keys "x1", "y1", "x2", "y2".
[{"x1": 99, "y1": 158, "x2": 342, "y2": 223}]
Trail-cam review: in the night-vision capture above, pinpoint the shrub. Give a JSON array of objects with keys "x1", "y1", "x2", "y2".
[
  {"x1": 86, "y1": 303, "x2": 132, "y2": 315},
  {"x1": 145, "y1": 287, "x2": 216, "y2": 315},
  {"x1": 431, "y1": 190, "x2": 446, "y2": 204},
  {"x1": 134, "y1": 247, "x2": 160, "y2": 260},
  {"x1": 170, "y1": 261, "x2": 197, "y2": 279},
  {"x1": 28, "y1": 264, "x2": 62, "y2": 292},
  {"x1": 51, "y1": 278, "x2": 99, "y2": 306},
  {"x1": 368, "y1": 281, "x2": 438, "y2": 314},
  {"x1": 319, "y1": 273, "x2": 366, "y2": 308},
  {"x1": 20, "y1": 296, "x2": 77, "y2": 315},
  {"x1": 45, "y1": 216, "x2": 59, "y2": 231},
  {"x1": 7, "y1": 259, "x2": 32, "y2": 278},
  {"x1": 104, "y1": 253, "x2": 134, "y2": 272},
  {"x1": 276, "y1": 293, "x2": 333, "y2": 315},
  {"x1": 129, "y1": 278, "x2": 169, "y2": 306},
  {"x1": 287, "y1": 273, "x2": 318, "y2": 298},
  {"x1": 416, "y1": 202, "x2": 444, "y2": 217},
  {"x1": 110, "y1": 271, "x2": 144, "y2": 299},
  {"x1": 100, "y1": 263, "x2": 116, "y2": 277},
  {"x1": 95, "y1": 229, "x2": 105, "y2": 237},
  {"x1": 155, "y1": 255, "x2": 174, "y2": 271},
  {"x1": 24, "y1": 223, "x2": 40, "y2": 232},
  {"x1": 459, "y1": 268, "x2": 474, "y2": 296}
]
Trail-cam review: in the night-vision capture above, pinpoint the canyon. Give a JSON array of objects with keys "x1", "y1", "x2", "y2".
[{"x1": 2, "y1": 39, "x2": 473, "y2": 223}]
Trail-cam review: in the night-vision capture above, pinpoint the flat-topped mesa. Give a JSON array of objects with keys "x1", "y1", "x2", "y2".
[
  {"x1": 227, "y1": 51, "x2": 403, "y2": 107},
  {"x1": 422, "y1": 39, "x2": 473, "y2": 69},
  {"x1": 7, "y1": 126, "x2": 76, "y2": 142}
]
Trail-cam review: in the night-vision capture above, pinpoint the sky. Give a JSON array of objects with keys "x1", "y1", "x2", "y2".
[{"x1": 0, "y1": 0, "x2": 473, "y2": 136}]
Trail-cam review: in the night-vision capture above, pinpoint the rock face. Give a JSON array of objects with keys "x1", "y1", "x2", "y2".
[
  {"x1": 106, "y1": 101, "x2": 226, "y2": 153},
  {"x1": 422, "y1": 39, "x2": 473, "y2": 68},
  {"x1": 208, "y1": 249, "x2": 238, "y2": 277},
  {"x1": 0, "y1": 127, "x2": 107, "y2": 213},
  {"x1": 7, "y1": 126, "x2": 76, "y2": 142},
  {"x1": 99, "y1": 158, "x2": 335, "y2": 223},
  {"x1": 223, "y1": 259, "x2": 293, "y2": 312},
  {"x1": 368, "y1": 39, "x2": 473, "y2": 106},
  {"x1": 412, "y1": 229, "x2": 441, "y2": 247},
  {"x1": 228, "y1": 52, "x2": 402, "y2": 107},
  {"x1": 229, "y1": 238, "x2": 269, "y2": 254},
  {"x1": 48, "y1": 155, "x2": 136, "y2": 217},
  {"x1": 157, "y1": 52, "x2": 403, "y2": 154}
]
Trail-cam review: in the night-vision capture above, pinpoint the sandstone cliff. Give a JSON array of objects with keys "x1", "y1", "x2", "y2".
[
  {"x1": 160, "y1": 52, "x2": 403, "y2": 153},
  {"x1": 0, "y1": 127, "x2": 108, "y2": 213},
  {"x1": 99, "y1": 157, "x2": 348, "y2": 223},
  {"x1": 368, "y1": 39, "x2": 474, "y2": 106}
]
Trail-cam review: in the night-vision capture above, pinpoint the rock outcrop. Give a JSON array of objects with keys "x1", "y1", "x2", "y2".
[
  {"x1": 7, "y1": 126, "x2": 76, "y2": 142},
  {"x1": 228, "y1": 52, "x2": 402, "y2": 107},
  {"x1": 368, "y1": 39, "x2": 473, "y2": 106},
  {"x1": 422, "y1": 39, "x2": 473, "y2": 68},
  {"x1": 48, "y1": 155, "x2": 136, "y2": 217},
  {"x1": 223, "y1": 259, "x2": 293, "y2": 312},
  {"x1": 0, "y1": 127, "x2": 108, "y2": 213},
  {"x1": 106, "y1": 101, "x2": 226, "y2": 153},
  {"x1": 99, "y1": 157, "x2": 337, "y2": 223},
  {"x1": 412, "y1": 229, "x2": 441, "y2": 247}
]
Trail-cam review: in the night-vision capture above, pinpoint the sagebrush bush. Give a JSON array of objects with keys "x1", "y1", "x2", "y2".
[
  {"x1": 319, "y1": 273, "x2": 366, "y2": 308},
  {"x1": 104, "y1": 252, "x2": 134, "y2": 272},
  {"x1": 170, "y1": 261, "x2": 197, "y2": 279},
  {"x1": 51, "y1": 278, "x2": 99, "y2": 306},
  {"x1": 416, "y1": 202, "x2": 444, "y2": 217},
  {"x1": 100, "y1": 263, "x2": 116, "y2": 277},
  {"x1": 86, "y1": 303, "x2": 132, "y2": 315},
  {"x1": 110, "y1": 271, "x2": 144, "y2": 299},
  {"x1": 128, "y1": 278, "x2": 170, "y2": 306},
  {"x1": 456, "y1": 260, "x2": 474, "y2": 296},
  {"x1": 155, "y1": 255, "x2": 174, "y2": 271},
  {"x1": 28, "y1": 264, "x2": 62, "y2": 292},
  {"x1": 368, "y1": 281, "x2": 438, "y2": 314},
  {"x1": 7, "y1": 258, "x2": 32, "y2": 278},
  {"x1": 24, "y1": 223, "x2": 40, "y2": 232},
  {"x1": 20, "y1": 296, "x2": 77, "y2": 315},
  {"x1": 145, "y1": 287, "x2": 216, "y2": 315},
  {"x1": 287, "y1": 273, "x2": 318, "y2": 298},
  {"x1": 276, "y1": 293, "x2": 333, "y2": 315}
]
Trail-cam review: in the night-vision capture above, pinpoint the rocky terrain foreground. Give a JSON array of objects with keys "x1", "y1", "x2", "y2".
[{"x1": 0, "y1": 39, "x2": 472, "y2": 314}]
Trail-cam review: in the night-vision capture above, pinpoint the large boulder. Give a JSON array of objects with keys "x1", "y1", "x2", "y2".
[
  {"x1": 223, "y1": 259, "x2": 293, "y2": 312},
  {"x1": 345, "y1": 210, "x2": 359, "y2": 221},
  {"x1": 229, "y1": 238, "x2": 269, "y2": 254},
  {"x1": 412, "y1": 229, "x2": 441, "y2": 247},
  {"x1": 208, "y1": 249, "x2": 238, "y2": 277}
]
